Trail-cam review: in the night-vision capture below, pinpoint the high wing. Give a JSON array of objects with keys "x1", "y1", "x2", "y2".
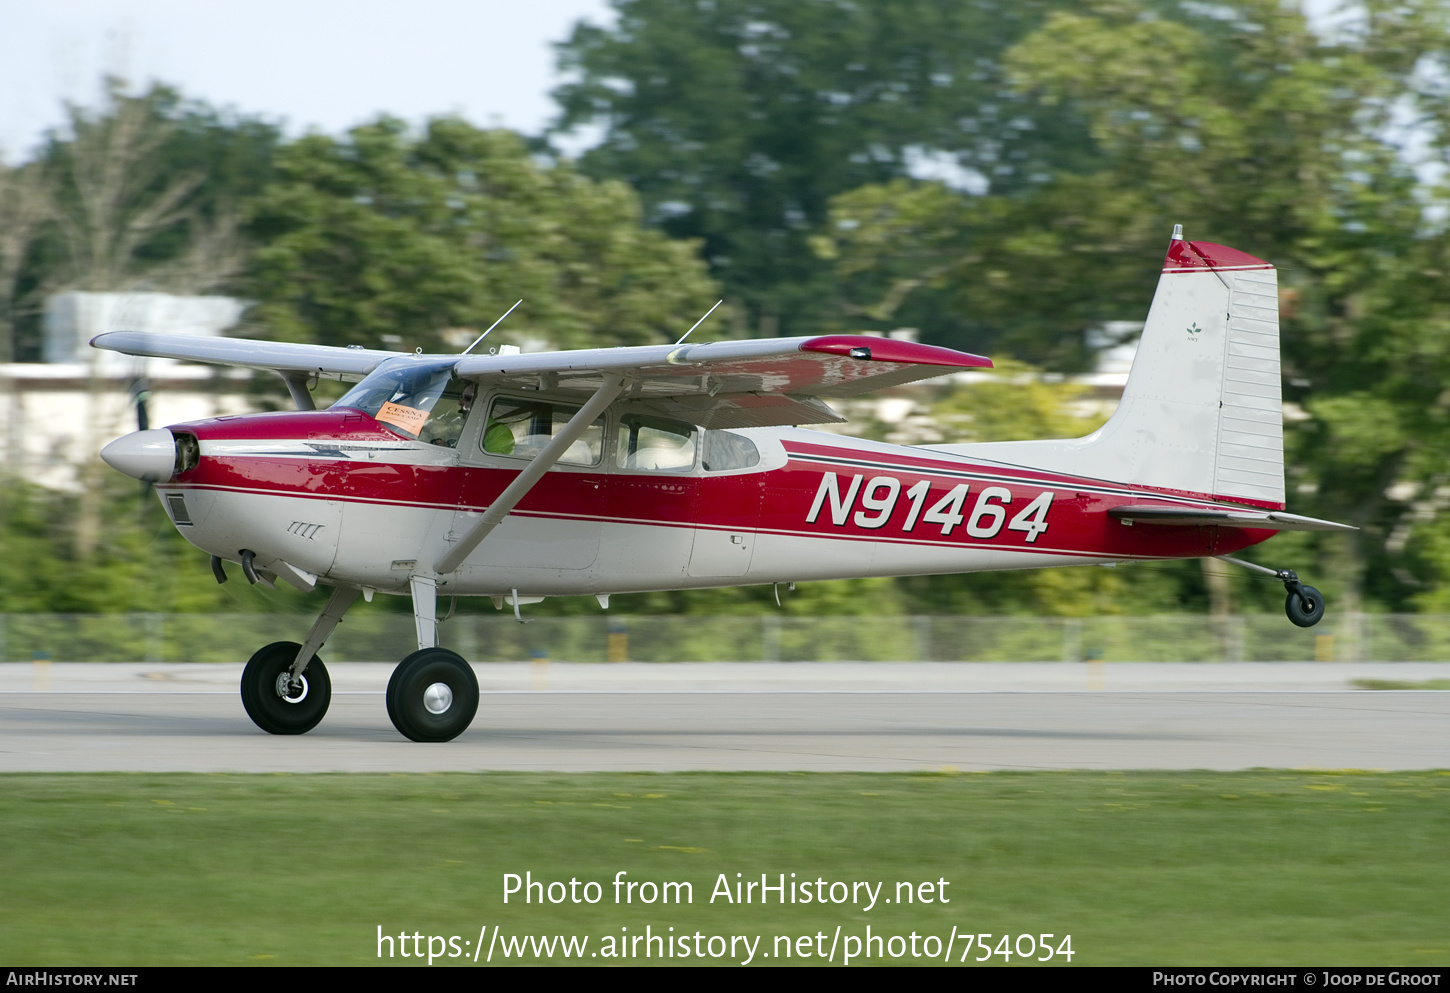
[
  {"x1": 454, "y1": 334, "x2": 991, "y2": 428},
  {"x1": 90, "y1": 331, "x2": 402, "y2": 411},
  {"x1": 89, "y1": 331, "x2": 400, "y2": 377},
  {"x1": 1108, "y1": 505, "x2": 1357, "y2": 533},
  {"x1": 91, "y1": 331, "x2": 992, "y2": 429}
]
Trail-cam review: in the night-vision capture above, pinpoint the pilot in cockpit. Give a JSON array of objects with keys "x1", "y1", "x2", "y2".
[{"x1": 418, "y1": 381, "x2": 474, "y2": 448}]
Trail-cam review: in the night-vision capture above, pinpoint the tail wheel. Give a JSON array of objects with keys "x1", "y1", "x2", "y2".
[
  {"x1": 386, "y1": 648, "x2": 479, "y2": 742},
  {"x1": 1285, "y1": 586, "x2": 1325, "y2": 628},
  {"x1": 241, "y1": 641, "x2": 331, "y2": 734}
]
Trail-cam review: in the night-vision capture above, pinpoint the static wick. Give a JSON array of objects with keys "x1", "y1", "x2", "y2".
[
  {"x1": 462, "y1": 300, "x2": 524, "y2": 355},
  {"x1": 675, "y1": 300, "x2": 724, "y2": 345}
]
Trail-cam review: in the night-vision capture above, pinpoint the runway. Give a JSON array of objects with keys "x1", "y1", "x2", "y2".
[{"x1": 2, "y1": 661, "x2": 1448, "y2": 772}]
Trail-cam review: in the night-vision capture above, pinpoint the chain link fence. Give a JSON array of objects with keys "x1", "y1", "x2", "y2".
[{"x1": 1, "y1": 612, "x2": 1446, "y2": 663}]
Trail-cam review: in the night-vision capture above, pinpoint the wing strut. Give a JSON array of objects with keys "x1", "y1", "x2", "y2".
[
  {"x1": 433, "y1": 372, "x2": 627, "y2": 575},
  {"x1": 281, "y1": 372, "x2": 317, "y2": 411}
]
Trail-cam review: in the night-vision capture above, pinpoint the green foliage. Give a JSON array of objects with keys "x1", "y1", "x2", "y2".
[
  {"x1": 246, "y1": 118, "x2": 722, "y2": 352},
  {"x1": 0, "y1": 160, "x2": 51, "y2": 363},
  {"x1": 7, "y1": 80, "x2": 281, "y2": 360},
  {"x1": 0, "y1": 477, "x2": 309, "y2": 615},
  {"x1": 551, "y1": 0, "x2": 1099, "y2": 338},
  {"x1": 925, "y1": 358, "x2": 1107, "y2": 444},
  {"x1": 819, "y1": 173, "x2": 1163, "y2": 365},
  {"x1": 51, "y1": 81, "x2": 280, "y2": 286}
]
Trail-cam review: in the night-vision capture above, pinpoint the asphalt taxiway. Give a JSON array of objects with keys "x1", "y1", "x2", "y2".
[{"x1": 2, "y1": 661, "x2": 1447, "y2": 772}]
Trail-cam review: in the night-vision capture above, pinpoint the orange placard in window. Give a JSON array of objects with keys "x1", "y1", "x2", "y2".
[{"x1": 376, "y1": 401, "x2": 429, "y2": 435}]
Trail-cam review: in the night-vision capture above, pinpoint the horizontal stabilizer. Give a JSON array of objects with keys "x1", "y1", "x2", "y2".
[{"x1": 1108, "y1": 505, "x2": 1356, "y2": 532}]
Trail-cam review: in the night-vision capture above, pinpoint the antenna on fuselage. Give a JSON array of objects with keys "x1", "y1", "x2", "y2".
[
  {"x1": 674, "y1": 299, "x2": 724, "y2": 345},
  {"x1": 461, "y1": 299, "x2": 523, "y2": 355}
]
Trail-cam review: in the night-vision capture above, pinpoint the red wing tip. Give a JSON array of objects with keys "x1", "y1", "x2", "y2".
[{"x1": 800, "y1": 335, "x2": 993, "y2": 369}]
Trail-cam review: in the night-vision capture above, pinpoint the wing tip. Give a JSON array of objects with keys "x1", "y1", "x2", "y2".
[{"x1": 800, "y1": 335, "x2": 992, "y2": 369}]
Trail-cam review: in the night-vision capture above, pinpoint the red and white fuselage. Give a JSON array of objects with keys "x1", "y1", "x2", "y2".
[{"x1": 147, "y1": 409, "x2": 1271, "y2": 602}]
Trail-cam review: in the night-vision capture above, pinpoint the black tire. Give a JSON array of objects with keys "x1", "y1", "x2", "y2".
[
  {"x1": 240, "y1": 641, "x2": 331, "y2": 734},
  {"x1": 386, "y1": 648, "x2": 479, "y2": 742},
  {"x1": 1285, "y1": 585, "x2": 1325, "y2": 628}
]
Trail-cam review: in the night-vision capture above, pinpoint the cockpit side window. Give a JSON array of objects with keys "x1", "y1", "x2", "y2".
[
  {"x1": 417, "y1": 381, "x2": 475, "y2": 448},
  {"x1": 481, "y1": 397, "x2": 604, "y2": 466},
  {"x1": 616, "y1": 414, "x2": 696, "y2": 471}
]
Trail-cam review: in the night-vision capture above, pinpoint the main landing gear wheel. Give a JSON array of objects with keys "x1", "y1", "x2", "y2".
[
  {"x1": 240, "y1": 641, "x2": 331, "y2": 735},
  {"x1": 386, "y1": 648, "x2": 479, "y2": 742},
  {"x1": 1285, "y1": 585, "x2": 1326, "y2": 628}
]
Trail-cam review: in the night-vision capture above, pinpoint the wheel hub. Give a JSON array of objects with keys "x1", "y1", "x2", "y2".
[
  {"x1": 423, "y1": 681, "x2": 453, "y2": 714},
  {"x1": 274, "y1": 672, "x2": 309, "y2": 704}
]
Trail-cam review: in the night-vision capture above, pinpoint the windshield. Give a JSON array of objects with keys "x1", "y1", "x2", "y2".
[{"x1": 332, "y1": 357, "x2": 461, "y2": 440}]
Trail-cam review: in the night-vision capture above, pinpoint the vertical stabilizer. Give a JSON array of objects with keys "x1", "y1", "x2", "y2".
[
  {"x1": 1118, "y1": 231, "x2": 1283, "y2": 506},
  {"x1": 934, "y1": 230, "x2": 1285, "y2": 509}
]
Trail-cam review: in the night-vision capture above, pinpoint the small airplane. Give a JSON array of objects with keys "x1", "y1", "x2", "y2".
[{"x1": 94, "y1": 226, "x2": 1353, "y2": 742}]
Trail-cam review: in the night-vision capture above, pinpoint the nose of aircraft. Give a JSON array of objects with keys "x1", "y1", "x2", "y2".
[{"x1": 101, "y1": 429, "x2": 179, "y2": 482}]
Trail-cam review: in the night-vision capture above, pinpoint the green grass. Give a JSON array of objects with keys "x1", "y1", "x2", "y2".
[
  {"x1": 0, "y1": 771, "x2": 1447, "y2": 966},
  {"x1": 1352, "y1": 678, "x2": 1450, "y2": 690}
]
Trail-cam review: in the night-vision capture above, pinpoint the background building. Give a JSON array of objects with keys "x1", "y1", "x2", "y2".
[{"x1": 1, "y1": 292, "x2": 255, "y2": 491}]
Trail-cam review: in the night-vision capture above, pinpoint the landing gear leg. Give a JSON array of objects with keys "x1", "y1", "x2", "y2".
[
  {"x1": 385, "y1": 576, "x2": 479, "y2": 742},
  {"x1": 240, "y1": 584, "x2": 359, "y2": 735},
  {"x1": 1216, "y1": 556, "x2": 1326, "y2": 628}
]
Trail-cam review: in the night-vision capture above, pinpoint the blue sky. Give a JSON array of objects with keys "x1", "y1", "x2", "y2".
[{"x1": 1, "y1": 0, "x2": 614, "y2": 162}]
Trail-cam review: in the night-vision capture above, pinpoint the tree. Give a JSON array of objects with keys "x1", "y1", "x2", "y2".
[
  {"x1": 0, "y1": 161, "x2": 50, "y2": 365},
  {"x1": 47, "y1": 85, "x2": 202, "y2": 293},
  {"x1": 550, "y1": 0, "x2": 1099, "y2": 338},
  {"x1": 816, "y1": 174, "x2": 1161, "y2": 365},
  {"x1": 817, "y1": 0, "x2": 1450, "y2": 610},
  {"x1": 246, "y1": 118, "x2": 721, "y2": 352},
  {"x1": 39, "y1": 79, "x2": 279, "y2": 296},
  {"x1": 7, "y1": 80, "x2": 282, "y2": 360}
]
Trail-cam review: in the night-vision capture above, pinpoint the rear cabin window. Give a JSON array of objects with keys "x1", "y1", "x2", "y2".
[
  {"x1": 702, "y1": 430, "x2": 760, "y2": 472},
  {"x1": 616, "y1": 414, "x2": 696, "y2": 471}
]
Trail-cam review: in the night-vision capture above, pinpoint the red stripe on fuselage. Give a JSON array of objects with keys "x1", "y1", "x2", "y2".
[{"x1": 173, "y1": 447, "x2": 1268, "y2": 563}]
